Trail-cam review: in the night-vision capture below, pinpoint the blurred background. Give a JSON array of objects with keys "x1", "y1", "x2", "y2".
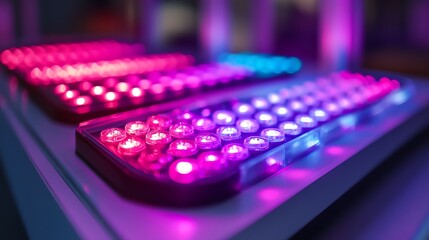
[{"x1": 1, "y1": 0, "x2": 429, "y2": 238}]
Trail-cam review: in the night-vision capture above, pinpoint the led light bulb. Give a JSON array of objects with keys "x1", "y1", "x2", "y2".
[
  {"x1": 236, "y1": 119, "x2": 259, "y2": 133},
  {"x1": 145, "y1": 130, "x2": 172, "y2": 146},
  {"x1": 244, "y1": 136, "x2": 270, "y2": 151},
  {"x1": 260, "y1": 128, "x2": 285, "y2": 142},
  {"x1": 169, "y1": 123, "x2": 194, "y2": 138},
  {"x1": 147, "y1": 114, "x2": 172, "y2": 129},
  {"x1": 221, "y1": 143, "x2": 249, "y2": 161},
  {"x1": 169, "y1": 159, "x2": 200, "y2": 184},
  {"x1": 255, "y1": 111, "x2": 278, "y2": 126},
  {"x1": 192, "y1": 117, "x2": 216, "y2": 131},
  {"x1": 117, "y1": 137, "x2": 146, "y2": 157},
  {"x1": 168, "y1": 139, "x2": 198, "y2": 157},
  {"x1": 217, "y1": 126, "x2": 241, "y2": 141},
  {"x1": 279, "y1": 121, "x2": 302, "y2": 136},
  {"x1": 100, "y1": 128, "x2": 127, "y2": 145},
  {"x1": 197, "y1": 151, "x2": 228, "y2": 173},
  {"x1": 212, "y1": 110, "x2": 236, "y2": 125},
  {"x1": 125, "y1": 121, "x2": 150, "y2": 137}
]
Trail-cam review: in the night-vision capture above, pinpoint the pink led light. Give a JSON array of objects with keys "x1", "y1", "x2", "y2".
[
  {"x1": 288, "y1": 100, "x2": 307, "y2": 113},
  {"x1": 54, "y1": 84, "x2": 68, "y2": 94},
  {"x1": 295, "y1": 115, "x2": 317, "y2": 128},
  {"x1": 79, "y1": 81, "x2": 92, "y2": 91},
  {"x1": 301, "y1": 95, "x2": 317, "y2": 106},
  {"x1": 71, "y1": 96, "x2": 92, "y2": 106},
  {"x1": 63, "y1": 90, "x2": 79, "y2": 100},
  {"x1": 125, "y1": 121, "x2": 150, "y2": 137},
  {"x1": 236, "y1": 119, "x2": 260, "y2": 133},
  {"x1": 279, "y1": 121, "x2": 302, "y2": 136},
  {"x1": 194, "y1": 133, "x2": 221, "y2": 150},
  {"x1": 197, "y1": 151, "x2": 228, "y2": 173},
  {"x1": 337, "y1": 97, "x2": 354, "y2": 110},
  {"x1": 244, "y1": 136, "x2": 270, "y2": 151},
  {"x1": 90, "y1": 86, "x2": 106, "y2": 96},
  {"x1": 175, "y1": 111, "x2": 196, "y2": 122},
  {"x1": 232, "y1": 103, "x2": 255, "y2": 116},
  {"x1": 115, "y1": 82, "x2": 130, "y2": 93},
  {"x1": 255, "y1": 111, "x2": 278, "y2": 126},
  {"x1": 138, "y1": 151, "x2": 172, "y2": 172},
  {"x1": 212, "y1": 110, "x2": 236, "y2": 125},
  {"x1": 216, "y1": 126, "x2": 241, "y2": 141},
  {"x1": 267, "y1": 93, "x2": 284, "y2": 104},
  {"x1": 271, "y1": 105, "x2": 292, "y2": 120},
  {"x1": 169, "y1": 123, "x2": 194, "y2": 138},
  {"x1": 150, "y1": 83, "x2": 165, "y2": 95},
  {"x1": 260, "y1": 128, "x2": 285, "y2": 142},
  {"x1": 104, "y1": 91, "x2": 119, "y2": 102},
  {"x1": 309, "y1": 108, "x2": 329, "y2": 122},
  {"x1": 322, "y1": 101, "x2": 342, "y2": 116},
  {"x1": 221, "y1": 143, "x2": 249, "y2": 161},
  {"x1": 138, "y1": 79, "x2": 152, "y2": 90},
  {"x1": 251, "y1": 97, "x2": 271, "y2": 110},
  {"x1": 168, "y1": 139, "x2": 198, "y2": 157},
  {"x1": 169, "y1": 159, "x2": 199, "y2": 184},
  {"x1": 147, "y1": 115, "x2": 172, "y2": 129},
  {"x1": 130, "y1": 87, "x2": 143, "y2": 97},
  {"x1": 117, "y1": 137, "x2": 146, "y2": 157},
  {"x1": 100, "y1": 128, "x2": 127, "y2": 145},
  {"x1": 192, "y1": 117, "x2": 216, "y2": 131},
  {"x1": 145, "y1": 130, "x2": 172, "y2": 146}
]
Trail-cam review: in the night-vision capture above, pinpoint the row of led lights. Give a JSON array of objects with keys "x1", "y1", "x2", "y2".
[
  {"x1": 52, "y1": 63, "x2": 252, "y2": 107},
  {"x1": 0, "y1": 41, "x2": 145, "y2": 69}
]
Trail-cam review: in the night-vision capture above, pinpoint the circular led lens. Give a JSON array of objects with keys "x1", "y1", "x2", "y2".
[
  {"x1": 125, "y1": 121, "x2": 150, "y2": 137},
  {"x1": 267, "y1": 93, "x2": 284, "y2": 104},
  {"x1": 244, "y1": 136, "x2": 270, "y2": 151},
  {"x1": 168, "y1": 139, "x2": 198, "y2": 157},
  {"x1": 236, "y1": 119, "x2": 259, "y2": 133},
  {"x1": 272, "y1": 105, "x2": 292, "y2": 120},
  {"x1": 100, "y1": 128, "x2": 127, "y2": 145},
  {"x1": 195, "y1": 133, "x2": 221, "y2": 150},
  {"x1": 71, "y1": 96, "x2": 92, "y2": 106},
  {"x1": 217, "y1": 126, "x2": 241, "y2": 141},
  {"x1": 192, "y1": 117, "x2": 216, "y2": 131},
  {"x1": 288, "y1": 100, "x2": 307, "y2": 113},
  {"x1": 232, "y1": 103, "x2": 255, "y2": 116},
  {"x1": 145, "y1": 130, "x2": 172, "y2": 146},
  {"x1": 147, "y1": 114, "x2": 172, "y2": 129},
  {"x1": 117, "y1": 137, "x2": 146, "y2": 157},
  {"x1": 138, "y1": 151, "x2": 172, "y2": 172},
  {"x1": 169, "y1": 123, "x2": 194, "y2": 138},
  {"x1": 169, "y1": 159, "x2": 199, "y2": 184},
  {"x1": 197, "y1": 151, "x2": 228, "y2": 172},
  {"x1": 221, "y1": 143, "x2": 249, "y2": 161},
  {"x1": 175, "y1": 111, "x2": 196, "y2": 122},
  {"x1": 279, "y1": 121, "x2": 302, "y2": 136},
  {"x1": 309, "y1": 108, "x2": 329, "y2": 122},
  {"x1": 212, "y1": 110, "x2": 236, "y2": 125},
  {"x1": 255, "y1": 111, "x2": 278, "y2": 126},
  {"x1": 251, "y1": 97, "x2": 270, "y2": 109},
  {"x1": 260, "y1": 128, "x2": 285, "y2": 142},
  {"x1": 295, "y1": 114, "x2": 317, "y2": 128},
  {"x1": 322, "y1": 101, "x2": 342, "y2": 116}
]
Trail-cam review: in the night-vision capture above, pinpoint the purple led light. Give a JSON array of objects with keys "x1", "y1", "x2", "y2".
[
  {"x1": 232, "y1": 103, "x2": 256, "y2": 116},
  {"x1": 125, "y1": 121, "x2": 150, "y2": 137},
  {"x1": 212, "y1": 110, "x2": 236, "y2": 125},
  {"x1": 100, "y1": 128, "x2": 127, "y2": 145},
  {"x1": 194, "y1": 133, "x2": 221, "y2": 150},
  {"x1": 145, "y1": 130, "x2": 172, "y2": 146},
  {"x1": 236, "y1": 119, "x2": 260, "y2": 133},
  {"x1": 288, "y1": 100, "x2": 307, "y2": 113},
  {"x1": 216, "y1": 126, "x2": 241, "y2": 141},
  {"x1": 255, "y1": 111, "x2": 278, "y2": 126},
  {"x1": 197, "y1": 151, "x2": 228, "y2": 173},
  {"x1": 251, "y1": 97, "x2": 271, "y2": 110},
  {"x1": 138, "y1": 151, "x2": 172, "y2": 172},
  {"x1": 301, "y1": 95, "x2": 317, "y2": 106},
  {"x1": 192, "y1": 117, "x2": 216, "y2": 131},
  {"x1": 117, "y1": 137, "x2": 146, "y2": 157},
  {"x1": 260, "y1": 128, "x2": 285, "y2": 142},
  {"x1": 169, "y1": 159, "x2": 199, "y2": 184},
  {"x1": 322, "y1": 101, "x2": 342, "y2": 116},
  {"x1": 175, "y1": 111, "x2": 196, "y2": 122},
  {"x1": 221, "y1": 143, "x2": 249, "y2": 161},
  {"x1": 271, "y1": 105, "x2": 292, "y2": 120},
  {"x1": 147, "y1": 114, "x2": 173, "y2": 129},
  {"x1": 244, "y1": 136, "x2": 270, "y2": 151},
  {"x1": 169, "y1": 123, "x2": 194, "y2": 138},
  {"x1": 309, "y1": 108, "x2": 329, "y2": 122},
  {"x1": 279, "y1": 121, "x2": 302, "y2": 136},
  {"x1": 168, "y1": 139, "x2": 198, "y2": 157},
  {"x1": 295, "y1": 114, "x2": 317, "y2": 128},
  {"x1": 267, "y1": 93, "x2": 284, "y2": 104},
  {"x1": 337, "y1": 97, "x2": 354, "y2": 110}
]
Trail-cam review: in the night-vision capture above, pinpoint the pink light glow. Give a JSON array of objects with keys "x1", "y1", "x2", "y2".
[{"x1": 169, "y1": 159, "x2": 199, "y2": 184}]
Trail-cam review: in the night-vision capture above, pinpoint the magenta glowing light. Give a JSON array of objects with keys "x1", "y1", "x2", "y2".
[
  {"x1": 212, "y1": 110, "x2": 236, "y2": 125},
  {"x1": 255, "y1": 111, "x2": 278, "y2": 126},
  {"x1": 90, "y1": 86, "x2": 106, "y2": 96},
  {"x1": 117, "y1": 137, "x2": 146, "y2": 157},
  {"x1": 221, "y1": 143, "x2": 249, "y2": 161},
  {"x1": 145, "y1": 130, "x2": 172, "y2": 146},
  {"x1": 125, "y1": 121, "x2": 150, "y2": 137},
  {"x1": 168, "y1": 140, "x2": 198, "y2": 157},
  {"x1": 244, "y1": 136, "x2": 270, "y2": 151},
  {"x1": 70, "y1": 96, "x2": 92, "y2": 106},
  {"x1": 100, "y1": 128, "x2": 127, "y2": 145},
  {"x1": 251, "y1": 97, "x2": 271, "y2": 109},
  {"x1": 295, "y1": 115, "x2": 317, "y2": 128},
  {"x1": 267, "y1": 93, "x2": 284, "y2": 104},
  {"x1": 279, "y1": 121, "x2": 302, "y2": 136},
  {"x1": 192, "y1": 117, "x2": 216, "y2": 131},
  {"x1": 309, "y1": 108, "x2": 329, "y2": 122},
  {"x1": 194, "y1": 133, "x2": 221, "y2": 150},
  {"x1": 138, "y1": 151, "x2": 172, "y2": 173},
  {"x1": 323, "y1": 101, "x2": 342, "y2": 116},
  {"x1": 271, "y1": 105, "x2": 292, "y2": 120},
  {"x1": 169, "y1": 123, "x2": 195, "y2": 138},
  {"x1": 169, "y1": 159, "x2": 199, "y2": 184},
  {"x1": 54, "y1": 84, "x2": 68, "y2": 94},
  {"x1": 260, "y1": 128, "x2": 285, "y2": 142},
  {"x1": 288, "y1": 100, "x2": 307, "y2": 113},
  {"x1": 197, "y1": 151, "x2": 228, "y2": 173},
  {"x1": 236, "y1": 119, "x2": 260, "y2": 133},
  {"x1": 147, "y1": 115, "x2": 173, "y2": 129},
  {"x1": 216, "y1": 126, "x2": 241, "y2": 141},
  {"x1": 232, "y1": 103, "x2": 256, "y2": 116}
]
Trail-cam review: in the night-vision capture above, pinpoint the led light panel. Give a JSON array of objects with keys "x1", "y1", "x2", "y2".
[{"x1": 76, "y1": 71, "x2": 407, "y2": 206}]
